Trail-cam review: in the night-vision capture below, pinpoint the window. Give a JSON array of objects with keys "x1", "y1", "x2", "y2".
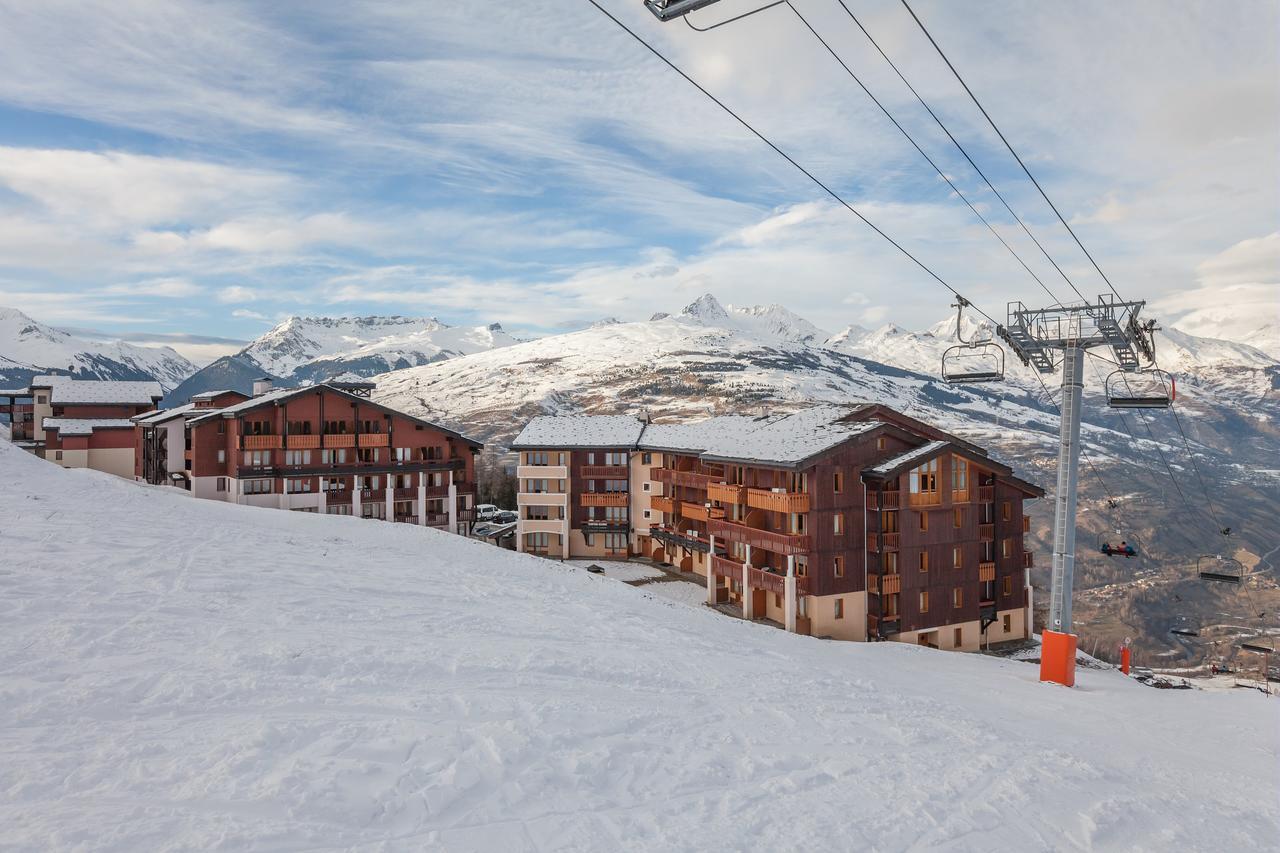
[
  {"x1": 952, "y1": 458, "x2": 968, "y2": 494},
  {"x1": 884, "y1": 551, "x2": 898, "y2": 573},
  {"x1": 321, "y1": 449, "x2": 347, "y2": 465},
  {"x1": 919, "y1": 551, "x2": 929, "y2": 572},
  {"x1": 605, "y1": 479, "x2": 628, "y2": 493},
  {"x1": 395, "y1": 447, "x2": 411, "y2": 462},
  {"x1": 1001, "y1": 538, "x2": 1012, "y2": 558},
  {"x1": 883, "y1": 511, "x2": 899, "y2": 533},
  {"x1": 953, "y1": 587, "x2": 963, "y2": 608},
  {"x1": 362, "y1": 502, "x2": 386, "y2": 520},
  {"x1": 243, "y1": 478, "x2": 272, "y2": 495},
  {"x1": 833, "y1": 471, "x2": 844, "y2": 494},
  {"x1": 909, "y1": 458, "x2": 939, "y2": 497},
  {"x1": 833, "y1": 513, "x2": 844, "y2": 535},
  {"x1": 1002, "y1": 614, "x2": 1012, "y2": 633},
  {"x1": 217, "y1": 449, "x2": 226, "y2": 464},
  {"x1": 242, "y1": 450, "x2": 270, "y2": 467},
  {"x1": 642, "y1": 482, "x2": 650, "y2": 492},
  {"x1": 36, "y1": 395, "x2": 47, "y2": 404},
  {"x1": 216, "y1": 477, "x2": 227, "y2": 492},
  {"x1": 796, "y1": 556, "x2": 808, "y2": 576},
  {"x1": 287, "y1": 478, "x2": 312, "y2": 494},
  {"x1": 834, "y1": 556, "x2": 844, "y2": 578},
  {"x1": 953, "y1": 507, "x2": 963, "y2": 528},
  {"x1": 643, "y1": 509, "x2": 651, "y2": 519},
  {"x1": 919, "y1": 512, "x2": 928, "y2": 532},
  {"x1": 606, "y1": 451, "x2": 627, "y2": 466},
  {"x1": 1003, "y1": 576, "x2": 1013, "y2": 597},
  {"x1": 358, "y1": 448, "x2": 378, "y2": 463},
  {"x1": 284, "y1": 450, "x2": 311, "y2": 466},
  {"x1": 919, "y1": 591, "x2": 929, "y2": 613},
  {"x1": 834, "y1": 598, "x2": 844, "y2": 619},
  {"x1": 525, "y1": 532, "x2": 551, "y2": 553},
  {"x1": 604, "y1": 533, "x2": 627, "y2": 553},
  {"x1": 774, "y1": 593, "x2": 782, "y2": 609},
  {"x1": 217, "y1": 421, "x2": 225, "y2": 434},
  {"x1": 641, "y1": 452, "x2": 652, "y2": 464},
  {"x1": 327, "y1": 504, "x2": 352, "y2": 516},
  {"x1": 954, "y1": 627, "x2": 963, "y2": 647},
  {"x1": 54, "y1": 450, "x2": 63, "y2": 461},
  {"x1": 953, "y1": 546, "x2": 962, "y2": 569},
  {"x1": 1002, "y1": 501, "x2": 1012, "y2": 521}
]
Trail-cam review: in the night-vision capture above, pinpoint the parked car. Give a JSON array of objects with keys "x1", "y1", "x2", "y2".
[
  {"x1": 476, "y1": 504, "x2": 498, "y2": 521},
  {"x1": 494, "y1": 510, "x2": 518, "y2": 524}
]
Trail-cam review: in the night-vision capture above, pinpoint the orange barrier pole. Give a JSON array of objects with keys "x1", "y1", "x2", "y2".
[
  {"x1": 1120, "y1": 646, "x2": 1131, "y2": 675},
  {"x1": 1040, "y1": 629, "x2": 1077, "y2": 687}
]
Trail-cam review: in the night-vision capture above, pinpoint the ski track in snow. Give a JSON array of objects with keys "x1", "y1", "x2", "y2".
[{"x1": 0, "y1": 440, "x2": 1276, "y2": 851}]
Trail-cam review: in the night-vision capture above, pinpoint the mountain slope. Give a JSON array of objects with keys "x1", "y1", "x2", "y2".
[
  {"x1": 0, "y1": 306, "x2": 196, "y2": 391},
  {"x1": 1, "y1": 438, "x2": 1275, "y2": 850},
  {"x1": 166, "y1": 315, "x2": 518, "y2": 404}
]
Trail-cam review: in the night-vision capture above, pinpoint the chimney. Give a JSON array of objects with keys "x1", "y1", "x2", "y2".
[{"x1": 252, "y1": 377, "x2": 274, "y2": 396}]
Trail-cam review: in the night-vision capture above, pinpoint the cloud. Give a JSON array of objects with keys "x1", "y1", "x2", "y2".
[
  {"x1": 100, "y1": 278, "x2": 203, "y2": 298},
  {"x1": 217, "y1": 285, "x2": 259, "y2": 303},
  {"x1": 1152, "y1": 232, "x2": 1280, "y2": 340},
  {"x1": 232, "y1": 308, "x2": 268, "y2": 320}
]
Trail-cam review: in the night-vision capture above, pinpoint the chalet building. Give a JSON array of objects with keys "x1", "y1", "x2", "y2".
[
  {"x1": 134, "y1": 380, "x2": 483, "y2": 534},
  {"x1": 24, "y1": 376, "x2": 163, "y2": 478},
  {"x1": 512, "y1": 404, "x2": 1042, "y2": 650},
  {"x1": 1, "y1": 388, "x2": 34, "y2": 446}
]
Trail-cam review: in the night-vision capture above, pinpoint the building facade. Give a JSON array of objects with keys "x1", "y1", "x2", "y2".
[
  {"x1": 135, "y1": 382, "x2": 483, "y2": 534},
  {"x1": 21, "y1": 376, "x2": 164, "y2": 477},
  {"x1": 512, "y1": 404, "x2": 1042, "y2": 649}
]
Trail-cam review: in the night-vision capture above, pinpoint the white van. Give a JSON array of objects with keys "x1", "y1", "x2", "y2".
[{"x1": 476, "y1": 504, "x2": 499, "y2": 521}]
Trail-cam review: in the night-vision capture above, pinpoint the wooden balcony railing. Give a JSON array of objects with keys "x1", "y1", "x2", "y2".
[
  {"x1": 423, "y1": 483, "x2": 450, "y2": 498},
  {"x1": 952, "y1": 488, "x2": 970, "y2": 504},
  {"x1": 359, "y1": 488, "x2": 383, "y2": 502},
  {"x1": 581, "y1": 465, "x2": 628, "y2": 478},
  {"x1": 979, "y1": 523, "x2": 995, "y2": 541},
  {"x1": 323, "y1": 433, "x2": 355, "y2": 448},
  {"x1": 978, "y1": 485, "x2": 995, "y2": 503},
  {"x1": 1023, "y1": 515, "x2": 1031, "y2": 533},
  {"x1": 880, "y1": 573, "x2": 901, "y2": 595},
  {"x1": 286, "y1": 434, "x2": 321, "y2": 449},
  {"x1": 979, "y1": 561, "x2": 996, "y2": 582},
  {"x1": 581, "y1": 492, "x2": 628, "y2": 507},
  {"x1": 325, "y1": 490, "x2": 349, "y2": 505},
  {"x1": 707, "y1": 482, "x2": 746, "y2": 505},
  {"x1": 1023, "y1": 550, "x2": 1034, "y2": 569},
  {"x1": 358, "y1": 433, "x2": 389, "y2": 448},
  {"x1": 650, "y1": 468, "x2": 715, "y2": 489},
  {"x1": 425, "y1": 512, "x2": 450, "y2": 527},
  {"x1": 242, "y1": 434, "x2": 281, "y2": 450},
  {"x1": 706, "y1": 519, "x2": 809, "y2": 556},
  {"x1": 711, "y1": 554, "x2": 741, "y2": 579},
  {"x1": 867, "y1": 490, "x2": 901, "y2": 510},
  {"x1": 907, "y1": 490, "x2": 941, "y2": 507},
  {"x1": 650, "y1": 495, "x2": 675, "y2": 514},
  {"x1": 866, "y1": 531, "x2": 900, "y2": 551},
  {"x1": 393, "y1": 487, "x2": 417, "y2": 500},
  {"x1": 746, "y1": 488, "x2": 810, "y2": 514},
  {"x1": 682, "y1": 501, "x2": 722, "y2": 522}
]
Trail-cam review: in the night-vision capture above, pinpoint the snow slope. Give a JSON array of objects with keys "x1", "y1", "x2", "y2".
[
  {"x1": 0, "y1": 306, "x2": 196, "y2": 391},
  {"x1": 1, "y1": 440, "x2": 1276, "y2": 850}
]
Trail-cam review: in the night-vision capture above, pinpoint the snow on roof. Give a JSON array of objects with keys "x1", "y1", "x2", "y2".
[
  {"x1": 512, "y1": 415, "x2": 645, "y2": 449},
  {"x1": 133, "y1": 403, "x2": 202, "y2": 425},
  {"x1": 696, "y1": 406, "x2": 883, "y2": 466},
  {"x1": 0, "y1": 388, "x2": 30, "y2": 396},
  {"x1": 863, "y1": 440, "x2": 950, "y2": 478},
  {"x1": 42, "y1": 417, "x2": 137, "y2": 436},
  {"x1": 637, "y1": 416, "x2": 762, "y2": 454},
  {"x1": 190, "y1": 389, "x2": 242, "y2": 400},
  {"x1": 31, "y1": 376, "x2": 162, "y2": 405}
]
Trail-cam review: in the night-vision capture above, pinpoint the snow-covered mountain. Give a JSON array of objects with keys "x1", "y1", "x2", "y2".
[
  {"x1": 166, "y1": 314, "x2": 518, "y2": 404},
  {"x1": 3, "y1": 438, "x2": 1275, "y2": 849},
  {"x1": 0, "y1": 306, "x2": 197, "y2": 391}
]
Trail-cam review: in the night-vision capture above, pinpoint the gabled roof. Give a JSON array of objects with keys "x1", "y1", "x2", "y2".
[
  {"x1": 190, "y1": 383, "x2": 483, "y2": 448},
  {"x1": 694, "y1": 406, "x2": 884, "y2": 468},
  {"x1": 512, "y1": 415, "x2": 645, "y2": 449},
  {"x1": 42, "y1": 417, "x2": 137, "y2": 435},
  {"x1": 29, "y1": 375, "x2": 163, "y2": 405},
  {"x1": 860, "y1": 438, "x2": 1044, "y2": 498},
  {"x1": 190, "y1": 389, "x2": 248, "y2": 401},
  {"x1": 132, "y1": 403, "x2": 202, "y2": 426}
]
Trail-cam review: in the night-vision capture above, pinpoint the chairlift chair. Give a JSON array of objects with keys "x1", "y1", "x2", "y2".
[
  {"x1": 1170, "y1": 626, "x2": 1200, "y2": 638},
  {"x1": 1197, "y1": 554, "x2": 1243, "y2": 585},
  {"x1": 1105, "y1": 368, "x2": 1175, "y2": 409},
  {"x1": 940, "y1": 297, "x2": 1006, "y2": 384},
  {"x1": 644, "y1": 0, "x2": 725, "y2": 20},
  {"x1": 1097, "y1": 531, "x2": 1139, "y2": 559},
  {"x1": 1239, "y1": 641, "x2": 1275, "y2": 655}
]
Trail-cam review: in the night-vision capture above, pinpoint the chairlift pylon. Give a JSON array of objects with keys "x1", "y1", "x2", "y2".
[
  {"x1": 1105, "y1": 368, "x2": 1174, "y2": 409},
  {"x1": 1197, "y1": 554, "x2": 1243, "y2": 585},
  {"x1": 941, "y1": 297, "x2": 1006, "y2": 384}
]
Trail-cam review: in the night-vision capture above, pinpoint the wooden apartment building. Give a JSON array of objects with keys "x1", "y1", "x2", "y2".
[
  {"x1": 24, "y1": 375, "x2": 164, "y2": 478},
  {"x1": 512, "y1": 404, "x2": 1042, "y2": 649},
  {"x1": 134, "y1": 380, "x2": 483, "y2": 533}
]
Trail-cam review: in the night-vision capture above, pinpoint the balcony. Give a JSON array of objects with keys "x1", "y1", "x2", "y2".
[
  {"x1": 1023, "y1": 515, "x2": 1031, "y2": 533},
  {"x1": 325, "y1": 490, "x2": 349, "y2": 505},
  {"x1": 428, "y1": 458, "x2": 466, "y2": 472},
  {"x1": 979, "y1": 561, "x2": 996, "y2": 582},
  {"x1": 866, "y1": 531, "x2": 901, "y2": 551},
  {"x1": 746, "y1": 488, "x2": 810, "y2": 514},
  {"x1": 979, "y1": 523, "x2": 995, "y2": 542},
  {"x1": 880, "y1": 573, "x2": 901, "y2": 594},
  {"x1": 517, "y1": 464, "x2": 567, "y2": 480},
  {"x1": 907, "y1": 490, "x2": 941, "y2": 507},
  {"x1": 424, "y1": 512, "x2": 450, "y2": 527},
  {"x1": 711, "y1": 554, "x2": 741, "y2": 579},
  {"x1": 424, "y1": 483, "x2": 451, "y2": 498},
  {"x1": 648, "y1": 525, "x2": 712, "y2": 554},
  {"x1": 323, "y1": 433, "x2": 355, "y2": 448},
  {"x1": 286, "y1": 434, "x2": 321, "y2": 449},
  {"x1": 650, "y1": 495, "x2": 676, "y2": 514},
  {"x1": 650, "y1": 467, "x2": 715, "y2": 489},
  {"x1": 978, "y1": 485, "x2": 995, "y2": 503},
  {"x1": 581, "y1": 492, "x2": 628, "y2": 507},
  {"x1": 707, "y1": 482, "x2": 746, "y2": 505},
  {"x1": 1023, "y1": 550, "x2": 1034, "y2": 569},
  {"x1": 393, "y1": 487, "x2": 417, "y2": 500},
  {"x1": 581, "y1": 465, "x2": 628, "y2": 478},
  {"x1": 952, "y1": 487, "x2": 970, "y2": 503},
  {"x1": 242, "y1": 434, "x2": 281, "y2": 450},
  {"x1": 706, "y1": 518, "x2": 809, "y2": 556},
  {"x1": 358, "y1": 433, "x2": 389, "y2": 448},
  {"x1": 360, "y1": 488, "x2": 384, "y2": 502},
  {"x1": 517, "y1": 491, "x2": 567, "y2": 506}
]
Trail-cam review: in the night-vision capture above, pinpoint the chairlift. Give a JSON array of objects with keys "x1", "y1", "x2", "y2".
[
  {"x1": 1170, "y1": 627, "x2": 1199, "y2": 638},
  {"x1": 1105, "y1": 368, "x2": 1175, "y2": 409},
  {"x1": 1197, "y1": 554, "x2": 1243, "y2": 585},
  {"x1": 1097, "y1": 531, "x2": 1139, "y2": 559},
  {"x1": 941, "y1": 298, "x2": 1006, "y2": 384},
  {"x1": 1239, "y1": 641, "x2": 1275, "y2": 655},
  {"x1": 643, "y1": 0, "x2": 724, "y2": 20}
]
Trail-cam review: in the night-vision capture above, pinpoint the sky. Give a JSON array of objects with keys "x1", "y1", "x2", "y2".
[{"x1": 0, "y1": 0, "x2": 1275, "y2": 363}]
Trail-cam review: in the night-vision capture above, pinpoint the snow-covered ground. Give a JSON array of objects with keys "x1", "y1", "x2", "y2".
[{"x1": 1, "y1": 440, "x2": 1276, "y2": 851}]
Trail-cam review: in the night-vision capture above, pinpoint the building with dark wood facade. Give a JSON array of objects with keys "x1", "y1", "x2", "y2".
[{"x1": 512, "y1": 404, "x2": 1041, "y2": 649}]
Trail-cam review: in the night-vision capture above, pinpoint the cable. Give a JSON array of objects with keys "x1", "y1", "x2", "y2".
[
  {"x1": 683, "y1": 0, "x2": 784, "y2": 31},
  {"x1": 833, "y1": 0, "x2": 1089, "y2": 305},
  {"x1": 583, "y1": 0, "x2": 999, "y2": 325},
  {"x1": 899, "y1": 0, "x2": 1124, "y2": 300}
]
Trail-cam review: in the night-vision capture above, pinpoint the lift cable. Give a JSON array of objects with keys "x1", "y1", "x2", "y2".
[
  {"x1": 686, "y1": 0, "x2": 1064, "y2": 309},
  {"x1": 899, "y1": 0, "x2": 1124, "y2": 302},
  {"x1": 583, "y1": 0, "x2": 1002, "y2": 326},
  {"x1": 832, "y1": 0, "x2": 1089, "y2": 305}
]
